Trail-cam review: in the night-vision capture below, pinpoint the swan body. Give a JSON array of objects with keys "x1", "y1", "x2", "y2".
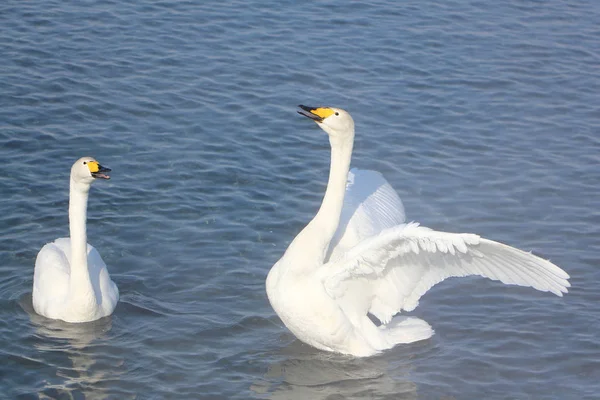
[
  {"x1": 266, "y1": 106, "x2": 570, "y2": 357},
  {"x1": 33, "y1": 157, "x2": 118, "y2": 323}
]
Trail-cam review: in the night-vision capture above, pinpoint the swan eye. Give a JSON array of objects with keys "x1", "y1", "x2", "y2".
[
  {"x1": 335, "y1": 112, "x2": 339, "y2": 116},
  {"x1": 83, "y1": 161, "x2": 87, "y2": 165}
]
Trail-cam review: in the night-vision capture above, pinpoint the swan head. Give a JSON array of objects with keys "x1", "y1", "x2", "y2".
[
  {"x1": 71, "y1": 157, "x2": 111, "y2": 185},
  {"x1": 297, "y1": 105, "x2": 354, "y2": 140}
]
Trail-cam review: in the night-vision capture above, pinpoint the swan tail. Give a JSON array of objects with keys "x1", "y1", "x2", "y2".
[{"x1": 379, "y1": 316, "x2": 434, "y2": 345}]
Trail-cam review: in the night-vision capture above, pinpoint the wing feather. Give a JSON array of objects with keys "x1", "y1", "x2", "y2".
[
  {"x1": 319, "y1": 223, "x2": 570, "y2": 323},
  {"x1": 326, "y1": 169, "x2": 406, "y2": 262}
]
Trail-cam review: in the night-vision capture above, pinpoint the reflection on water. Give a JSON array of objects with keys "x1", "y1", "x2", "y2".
[
  {"x1": 252, "y1": 340, "x2": 420, "y2": 400},
  {"x1": 21, "y1": 294, "x2": 121, "y2": 400}
]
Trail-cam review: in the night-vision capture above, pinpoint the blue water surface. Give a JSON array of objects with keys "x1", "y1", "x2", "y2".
[{"x1": 1, "y1": 0, "x2": 599, "y2": 399}]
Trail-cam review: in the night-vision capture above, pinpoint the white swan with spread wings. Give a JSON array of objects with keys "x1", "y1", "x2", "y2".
[{"x1": 266, "y1": 106, "x2": 570, "y2": 357}]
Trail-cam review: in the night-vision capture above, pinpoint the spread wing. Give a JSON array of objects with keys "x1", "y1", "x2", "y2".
[
  {"x1": 319, "y1": 223, "x2": 570, "y2": 324},
  {"x1": 326, "y1": 168, "x2": 406, "y2": 262}
]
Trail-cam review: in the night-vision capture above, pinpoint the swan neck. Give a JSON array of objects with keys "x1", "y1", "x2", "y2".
[
  {"x1": 313, "y1": 135, "x2": 353, "y2": 236},
  {"x1": 284, "y1": 133, "x2": 354, "y2": 268},
  {"x1": 69, "y1": 179, "x2": 94, "y2": 297}
]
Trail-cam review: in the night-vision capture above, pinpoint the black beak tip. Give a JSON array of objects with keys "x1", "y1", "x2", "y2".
[
  {"x1": 297, "y1": 105, "x2": 324, "y2": 122},
  {"x1": 91, "y1": 164, "x2": 111, "y2": 180}
]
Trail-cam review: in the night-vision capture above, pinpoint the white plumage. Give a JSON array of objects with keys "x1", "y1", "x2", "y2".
[
  {"x1": 326, "y1": 169, "x2": 405, "y2": 262},
  {"x1": 266, "y1": 106, "x2": 570, "y2": 357},
  {"x1": 34, "y1": 238, "x2": 119, "y2": 322},
  {"x1": 33, "y1": 157, "x2": 118, "y2": 323},
  {"x1": 322, "y1": 218, "x2": 569, "y2": 323}
]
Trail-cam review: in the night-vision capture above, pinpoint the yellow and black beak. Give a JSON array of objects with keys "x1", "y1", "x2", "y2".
[
  {"x1": 297, "y1": 105, "x2": 335, "y2": 123},
  {"x1": 88, "y1": 161, "x2": 111, "y2": 180}
]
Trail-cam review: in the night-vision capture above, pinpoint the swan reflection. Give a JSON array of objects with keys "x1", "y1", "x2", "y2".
[
  {"x1": 22, "y1": 294, "x2": 120, "y2": 399},
  {"x1": 252, "y1": 340, "x2": 420, "y2": 400}
]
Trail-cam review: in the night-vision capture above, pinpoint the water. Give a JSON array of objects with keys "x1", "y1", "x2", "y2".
[{"x1": 1, "y1": 0, "x2": 599, "y2": 398}]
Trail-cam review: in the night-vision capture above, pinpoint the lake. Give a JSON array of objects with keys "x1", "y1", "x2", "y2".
[{"x1": 1, "y1": 0, "x2": 599, "y2": 398}]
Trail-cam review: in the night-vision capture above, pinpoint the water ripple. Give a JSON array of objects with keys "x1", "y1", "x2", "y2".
[{"x1": 1, "y1": 0, "x2": 599, "y2": 398}]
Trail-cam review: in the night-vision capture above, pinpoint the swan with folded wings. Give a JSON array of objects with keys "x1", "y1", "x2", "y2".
[
  {"x1": 266, "y1": 105, "x2": 570, "y2": 357},
  {"x1": 33, "y1": 157, "x2": 118, "y2": 323}
]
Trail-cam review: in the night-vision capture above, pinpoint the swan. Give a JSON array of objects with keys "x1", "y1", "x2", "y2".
[
  {"x1": 266, "y1": 105, "x2": 570, "y2": 357},
  {"x1": 33, "y1": 157, "x2": 119, "y2": 323}
]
